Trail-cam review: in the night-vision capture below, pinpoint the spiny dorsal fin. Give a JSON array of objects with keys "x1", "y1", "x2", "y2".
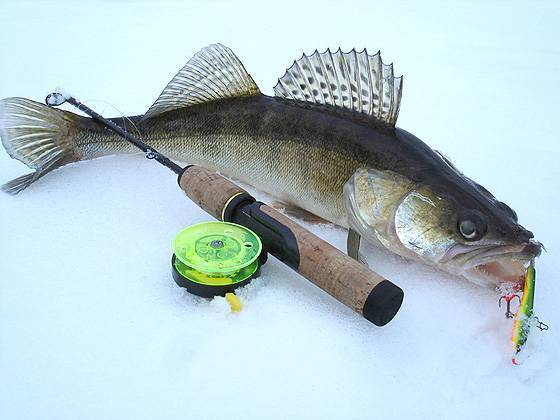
[
  {"x1": 274, "y1": 48, "x2": 403, "y2": 126},
  {"x1": 143, "y1": 44, "x2": 260, "y2": 120}
]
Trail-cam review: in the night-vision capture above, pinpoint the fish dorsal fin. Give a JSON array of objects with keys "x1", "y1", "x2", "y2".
[
  {"x1": 274, "y1": 48, "x2": 403, "y2": 126},
  {"x1": 143, "y1": 44, "x2": 260, "y2": 119}
]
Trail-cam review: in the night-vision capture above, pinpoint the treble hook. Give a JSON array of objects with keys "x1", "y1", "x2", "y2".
[{"x1": 499, "y1": 294, "x2": 521, "y2": 319}]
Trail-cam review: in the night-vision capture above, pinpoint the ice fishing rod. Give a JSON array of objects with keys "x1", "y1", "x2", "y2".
[{"x1": 45, "y1": 91, "x2": 404, "y2": 327}]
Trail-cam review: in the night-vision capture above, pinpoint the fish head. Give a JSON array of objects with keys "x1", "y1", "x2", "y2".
[{"x1": 344, "y1": 168, "x2": 541, "y2": 289}]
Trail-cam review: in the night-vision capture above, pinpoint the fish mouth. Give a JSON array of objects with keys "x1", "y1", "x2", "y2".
[{"x1": 442, "y1": 240, "x2": 542, "y2": 288}]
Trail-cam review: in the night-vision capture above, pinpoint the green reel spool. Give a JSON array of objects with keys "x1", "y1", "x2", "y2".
[{"x1": 171, "y1": 221, "x2": 263, "y2": 297}]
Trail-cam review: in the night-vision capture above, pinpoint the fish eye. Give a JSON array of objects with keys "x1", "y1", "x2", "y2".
[
  {"x1": 459, "y1": 220, "x2": 477, "y2": 239},
  {"x1": 457, "y1": 212, "x2": 487, "y2": 241}
]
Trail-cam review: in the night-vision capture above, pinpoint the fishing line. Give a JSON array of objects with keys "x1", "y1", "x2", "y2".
[
  {"x1": 46, "y1": 91, "x2": 183, "y2": 174},
  {"x1": 81, "y1": 99, "x2": 145, "y2": 145}
]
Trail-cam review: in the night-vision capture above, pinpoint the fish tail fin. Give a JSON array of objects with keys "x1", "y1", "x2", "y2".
[{"x1": 0, "y1": 97, "x2": 82, "y2": 194}]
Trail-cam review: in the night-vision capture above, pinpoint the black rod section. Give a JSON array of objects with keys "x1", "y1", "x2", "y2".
[{"x1": 45, "y1": 92, "x2": 183, "y2": 175}]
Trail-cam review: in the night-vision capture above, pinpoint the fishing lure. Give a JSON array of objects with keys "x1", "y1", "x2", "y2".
[{"x1": 510, "y1": 262, "x2": 548, "y2": 365}]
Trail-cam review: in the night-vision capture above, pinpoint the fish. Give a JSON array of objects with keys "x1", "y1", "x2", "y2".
[{"x1": 0, "y1": 43, "x2": 541, "y2": 289}]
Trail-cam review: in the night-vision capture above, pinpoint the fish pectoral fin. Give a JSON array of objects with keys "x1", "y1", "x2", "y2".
[
  {"x1": 274, "y1": 48, "x2": 403, "y2": 127},
  {"x1": 143, "y1": 44, "x2": 261, "y2": 120},
  {"x1": 347, "y1": 228, "x2": 369, "y2": 267}
]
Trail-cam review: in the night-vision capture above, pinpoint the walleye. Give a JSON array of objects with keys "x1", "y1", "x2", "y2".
[{"x1": 0, "y1": 44, "x2": 541, "y2": 288}]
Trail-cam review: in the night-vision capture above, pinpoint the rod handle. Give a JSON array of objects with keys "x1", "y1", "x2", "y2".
[
  {"x1": 178, "y1": 165, "x2": 403, "y2": 326},
  {"x1": 256, "y1": 204, "x2": 403, "y2": 325},
  {"x1": 178, "y1": 166, "x2": 248, "y2": 221}
]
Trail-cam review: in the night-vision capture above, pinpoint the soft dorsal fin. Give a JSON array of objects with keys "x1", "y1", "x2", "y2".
[
  {"x1": 274, "y1": 48, "x2": 403, "y2": 126},
  {"x1": 143, "y1": 44, "x2": 260, "y2": 119}
]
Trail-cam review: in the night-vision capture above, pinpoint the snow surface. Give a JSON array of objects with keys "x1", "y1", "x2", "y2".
[{"x1": 1, "y1": 1, "x2": 559, "y2": 419}]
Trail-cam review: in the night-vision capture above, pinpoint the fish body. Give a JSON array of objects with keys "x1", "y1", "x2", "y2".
[
  {"x1": 0, "y1": 44, "x2": 541, "y2": 288},
  {"x1": 78, "y1": 96, "x2": 444, "y2": 224}
]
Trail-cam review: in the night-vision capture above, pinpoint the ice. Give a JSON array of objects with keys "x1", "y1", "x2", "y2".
[{"x1": 1, "y1": 1, "x2": 559, "y2": 419}]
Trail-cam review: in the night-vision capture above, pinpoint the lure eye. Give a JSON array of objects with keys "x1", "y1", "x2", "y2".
[
  {"x1": 457, "y1": 212, "x2": 487, "y2": 241},
  {"x1": 459, "y1": 220, "x2": 477, "y2": 239}
]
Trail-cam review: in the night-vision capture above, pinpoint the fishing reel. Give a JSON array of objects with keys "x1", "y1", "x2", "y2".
[{"x1": 171, "y1": 221, "x2": 267, "y2": 304}]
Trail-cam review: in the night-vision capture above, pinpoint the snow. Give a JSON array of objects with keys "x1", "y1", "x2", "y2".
[{"x1": 1, "y1": 0, "x2": 559, "y2": 419}]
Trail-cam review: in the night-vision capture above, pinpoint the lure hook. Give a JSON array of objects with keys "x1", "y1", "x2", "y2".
[{"x1": 499, "y1": 294, "x2": 521, "y2": 319}]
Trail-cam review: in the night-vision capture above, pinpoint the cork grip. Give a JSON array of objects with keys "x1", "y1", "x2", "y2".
[
  {"x1": 259, "y1": 205, "x2": 389, "y2": 314},
  {"x1": 179, "y1": 166, "x2": 247, "y2": 220}
]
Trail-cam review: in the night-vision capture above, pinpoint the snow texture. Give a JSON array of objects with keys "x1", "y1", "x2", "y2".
[{"x1": 1, "y1": 1, "x2": 559, "y2": 419}]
